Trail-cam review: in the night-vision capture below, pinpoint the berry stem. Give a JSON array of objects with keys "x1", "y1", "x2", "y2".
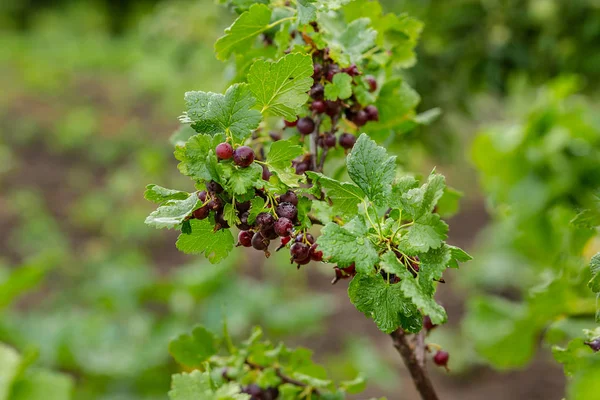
[{"x1": 390, "y1": 328, "x2": 439, "y2": 400}]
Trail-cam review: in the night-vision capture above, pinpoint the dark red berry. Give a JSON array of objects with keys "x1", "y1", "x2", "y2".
[
  {"x1": 309, "y1": 243, "x2": 323, "y2": 261},
  {"x1": 237, "y1": 200, "x2": 251, "y2": 212},
  {"x1": 238, "y1": 231, "x2": 252, "y2": 247},
  {"x1": 192, "y1": 206, "x2": 210, "y2": 220},
  {"x1": 215, "y1": 142, "x2": 234, "y2": 160},
  {"x1": 233, "y1": 146, "x2": 255, "y2": 167},
  {"x1": 276, "y1": 202, "x2": 298, "y2": 220},
  {"x1": 295, "y1": 162, "x2": 309, "y2": 175},
  {"x1": 290, "y1": 242, "x2": 310, "y2": 262},
  {"x1": 297, "y1": 117, "x2": 315, "y2": 135},
  {"x1": 423, "y1": 316, "x2": 436, "y2": 331},
  {"x1": 296, "y1": 255, "x2": 311, "y2": 266},
  {"x1": 208, "y1": 197, "x2": 224, "y2": 211},
  {"x1": 278, "y1": 190, "x2": 298, "y2": 206},
  {"x1": 197, "y1": 190, "x2": 207, "y2": 202},
  {"x1": 326, "y1": 65, "x2": 339, "y2": 81},
  {"x1": 325, "y1": 100, "x2": 341, "y2": 117},
  {"x1": 242, "y1": 384, "x2": 261, "y2": 396},
  {"x1": 586, "y1": 339, "x2": 600, "y2": 352},
  {"x1": 269, "y1": 131, "x2": 281, "y2": 141},
  {"x1": 263, "y1": 227, "x2": 279, "y2": 240},
  {"x1": 366, "y1": 75, "x2": 377, "y2": 92},
  {"x1": 236, "y1": 211, "x2": 251, "y2": 230},
  {"x1": 313, "y1": 63, "x2": 323, "y2": 78},
  {"x1": 339, "y1": 133, "x2": 356, "y2": 149},
  {"x1": 251, "y1": 231, "x2": 269, "y2": 251},
  {"x1": 311, "y1": 100, "x2": 327, "y2": 114},
  {"x1": 353, "y1": 109, "x2": 369, "y2": 126},
  {"x1": 295, "y1": 233, "x2": 315, "y2": 244},
  {"x1": 215, "y1": 210, "x2": 229, "y2": 229},
  {"x1": 262, "y1": 164, "x2": 272, "y2": 181},
  {"x1": 206, "y1": 181, "x2": 223, "y2": 194},
  {"x1": 365, "y1": 105, "x2": 379, "y2": 121},
  {"x1": 274, "y1": 217, "x2": 293, "y2": 237},
  {"x1": 433, "y1": 350, "x2": 449, "y2": 367},
  {"x1": 310, "y1": 83, "x2": 324, "y2": 100},
  {"x1": 324, "y1": 133, "x2": 336, "y2": 148},
  {"x1": 284, "y1": 118, "x2": 298, "y2": 128},
  {"x1": 343, "y1": 64, "x2": 360, "y2": 76},
  {"x1": 256, "y1": 212, "x2": 275, "y2": 230}
]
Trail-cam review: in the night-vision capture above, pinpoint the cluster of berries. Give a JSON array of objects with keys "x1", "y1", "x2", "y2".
[{"x1": 241, "y1": 384, "x2": 279, "y2": 400}]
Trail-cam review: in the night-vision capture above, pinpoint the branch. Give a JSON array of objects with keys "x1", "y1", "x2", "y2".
[
  {"x1": 245, "y1": 360, "x2": 321, "y2": 396},
  {"x1": 390, "y1": 328, "x2": 439, "y2": 400}
]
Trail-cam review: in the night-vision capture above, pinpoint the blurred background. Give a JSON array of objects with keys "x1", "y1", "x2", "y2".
[{"x1": 1, "y1": 0, "x2": 599, "y2": 399}]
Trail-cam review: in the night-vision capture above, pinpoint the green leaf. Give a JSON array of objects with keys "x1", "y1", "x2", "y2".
[
  {"x1": 223, "y1": 203, "x2": 240, "y2": 227},
  {"x1": 346, "y1": 134, "x2": 396, "y2": 207},
  {"x1": 436, "y1": 186, "x2": 463, "y2": 218},
  {"x1": 176, "y1": 219, "x2": 235, "y2": 263},
  {"x1": 218, "y1": 163, "x2": 263, "y2": 196},
  {"x1": 417, "y1": 245, "x2": 452, "y2": 296},
  {"x1": 306, "y1": 172, "x2": 364, "y2": 217},
  {"x1": 348, "y1": 273, "x2": 422, "y2": 333},
  {"x1": 10, "y1": 369, "x2": 74, "y2": 400},
  {"x1": 448, "y1": 245, "x2": 472, "y2": 268},
  {"x1": 316, "y1": 218, "x2": 379, "y2": 273},
  {"x1": 184, "y1": 84, "x2": 261, "y2": 142},
  {"x1": 169, "y1": 325, "x2": 219, "y2": 368},
  {"x1": 400, "y1": 214, "x2": 448, "y2": 254},
  {"x1": 215, "y1": 4, "x2": 272, "y2": 61},
  {"x1": 340, "y1": 375, "x2": 366, "y2": 394},
  {"x1": 169, "y1": 371, "x2": 211, "y2": 400},
  {"x1": 174, "y1": 133, "x2": 225, "y2": 182},
  {"x1": 380, "y1": 252, "x2": 447, "y2": 324},
  {"x1": 297, "y1": 0, "x2": 317, "y2": 25},
  {"x1": 324, "y1": 73, "x2": 353, "y2": 100},
  {"x1": 145, "y1": 194, "x2": 198, "y2": 230},
  {"x1": 322, "y1": 18, "x2": 377, "y2": 67},
  {"x1": 266, "y1": 140, "x2": 304, "y2": 170},
  {"x1": 248, "y1": 53, "x2": 314, "y2": 120},
  {"x1": 571, "y1": 208, "x2": 600, "y2": 229},
  {"x1": 247, "y1": 197, "x2": 265, "y2": 225},
  {"x1": 589, "y1": 253, "x2": 600, "y2": 293},
  {"x1": 0, "y1": 263, "x2": 47, "y2": 309},
  {"x1": 371, "y1": 78, "x2": 420, "y2": 130},
  {"x1": 144, "y1": 184, "x2": 190, "y2": 204},
  {"x1": 391, "y1": 173, "x2": 445, "y2": 220},
  {"x1": 0, "y1": 343, "x2": 21, "y2": 400}
]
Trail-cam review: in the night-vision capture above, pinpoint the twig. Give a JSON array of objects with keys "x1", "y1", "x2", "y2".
[
  {"x1": 245, "y1": 360, "x2": 321, "y2": 396},
  {"x1": 416, "y1": 330, "x2": 426, "y2": 368},
  {"x1": 390, "y1": 329, "x2": 439, "y2": 400}
]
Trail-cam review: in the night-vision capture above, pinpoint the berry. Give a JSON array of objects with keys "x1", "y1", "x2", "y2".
[
  {"x1": 276, "y1": 202, "x2": 298, "y2": 220},
  {"x1": 263, "y1": 227, "x2": 279, "y2": 240},
  {"x1": 269, "y1": 131, "x2": 281, "y2": 141},
  {"x1": 192, "y1": 206, "x2": 210, "y2": 220},
  {"x1": 233, "y1": 146, "x2": 255, "y2": 167},
  {"x1": 366, "y1": 75, "x2": 377, "y2": 92},
  {"x1": 278, "y1": 190, "x2": 298, "y2": 206},
  {"x1": 284, "y1": 118, "x2": 298, "y2": 128},
  {"x1": 256, "y1": 212, "x2": 275, "y2": 230},
  {"x1": 324, "y1": 133, "x2": 336, "y2": 148},
  {"x1": 290, "y1": 242, "x2": 310, "y2": 262},
  {"x1": 433, "y1": 350, "x2": 449, "y2": 367},
  {"x1": 215, "y1": 142, "x2": 233, "y2": 160},
  {"x1": 325, "y1": 100, "x2": 341, "y2": 117},
  {"x1": 423, "y1": 315, "x2": 436, "y2": 331},
  {"x1": 297, "y1": 117, "x2": 315, "y2": 135},
  {"x1": 251, "y1": 231, "x2": 270, "y2": 251},
  {"x1": 586, "y1": 339, "x2": 600, "y2": 352},
  {"x1": 310, "y1": 83, "x2": 324, "y2": 100},
  {"x1": 238, "y1": 231, "x2": 252, "y2": 247},
  {"x1": 365, "y1": 105, "x2": 379, "y2": 121},
  {"x1": 264, "y1": 387, "x2": 279, "y2": 400},
  {"x1": 311, "y1": 100, "x2": 327, "y2": 114},
  {"x1": 295, "y1": 233, "x2": 315, "y2": 244},
  {"x1": 237, "y1": 200, "x2": 251, "y2": 212},
  {"x1": 206, "y1": 181, "x2": 223, "y2": 194},
  {"x1": 343, "y1": 64, "x2": 360, "y2": 76},
  {"x1": 262, "y1": 164, "x2": 272, "y2": 181},
  {"x1": 353, "y1": 109, "x2": 369, "y2": 126},
  {"x1": 237, "y1": 212, "x2": 251, "y2": 230},
  {"x1": 339, "y1": 133, "x2": 356, "y2": 149},
  {"x1": 208, "y1": 197, "x2": 224, "y2": 211},
  {"x1": 215, "y1": 210, "x2": 229, "y2": 229},
  {"x1": 295, "y1": 162, "x2": 309, "y2": 175},
  {"x1": 274, "y1": 217, "x2": 293, "y2": 237},
  {"x1": 281, "y1": 236, "x2": 291, "y2": 245},
  {"x1": 309, "y1": 243, "x2": 323, "y2": 261},
  {"x1": 313, "y1": 63, "x2": 323, "y2": 78},
  {"x1": 242, "y1": 384, "x2": 261, "y2": 396},
  {"x1": 326, "y1": 64, "x2": 339, "y2": 81},
  {"x1": 296, "y1": 255, "x2": 311, "y2": 266},
  {"x1": 197, "y1": 190, "x2": 207, "y2": 202}
]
